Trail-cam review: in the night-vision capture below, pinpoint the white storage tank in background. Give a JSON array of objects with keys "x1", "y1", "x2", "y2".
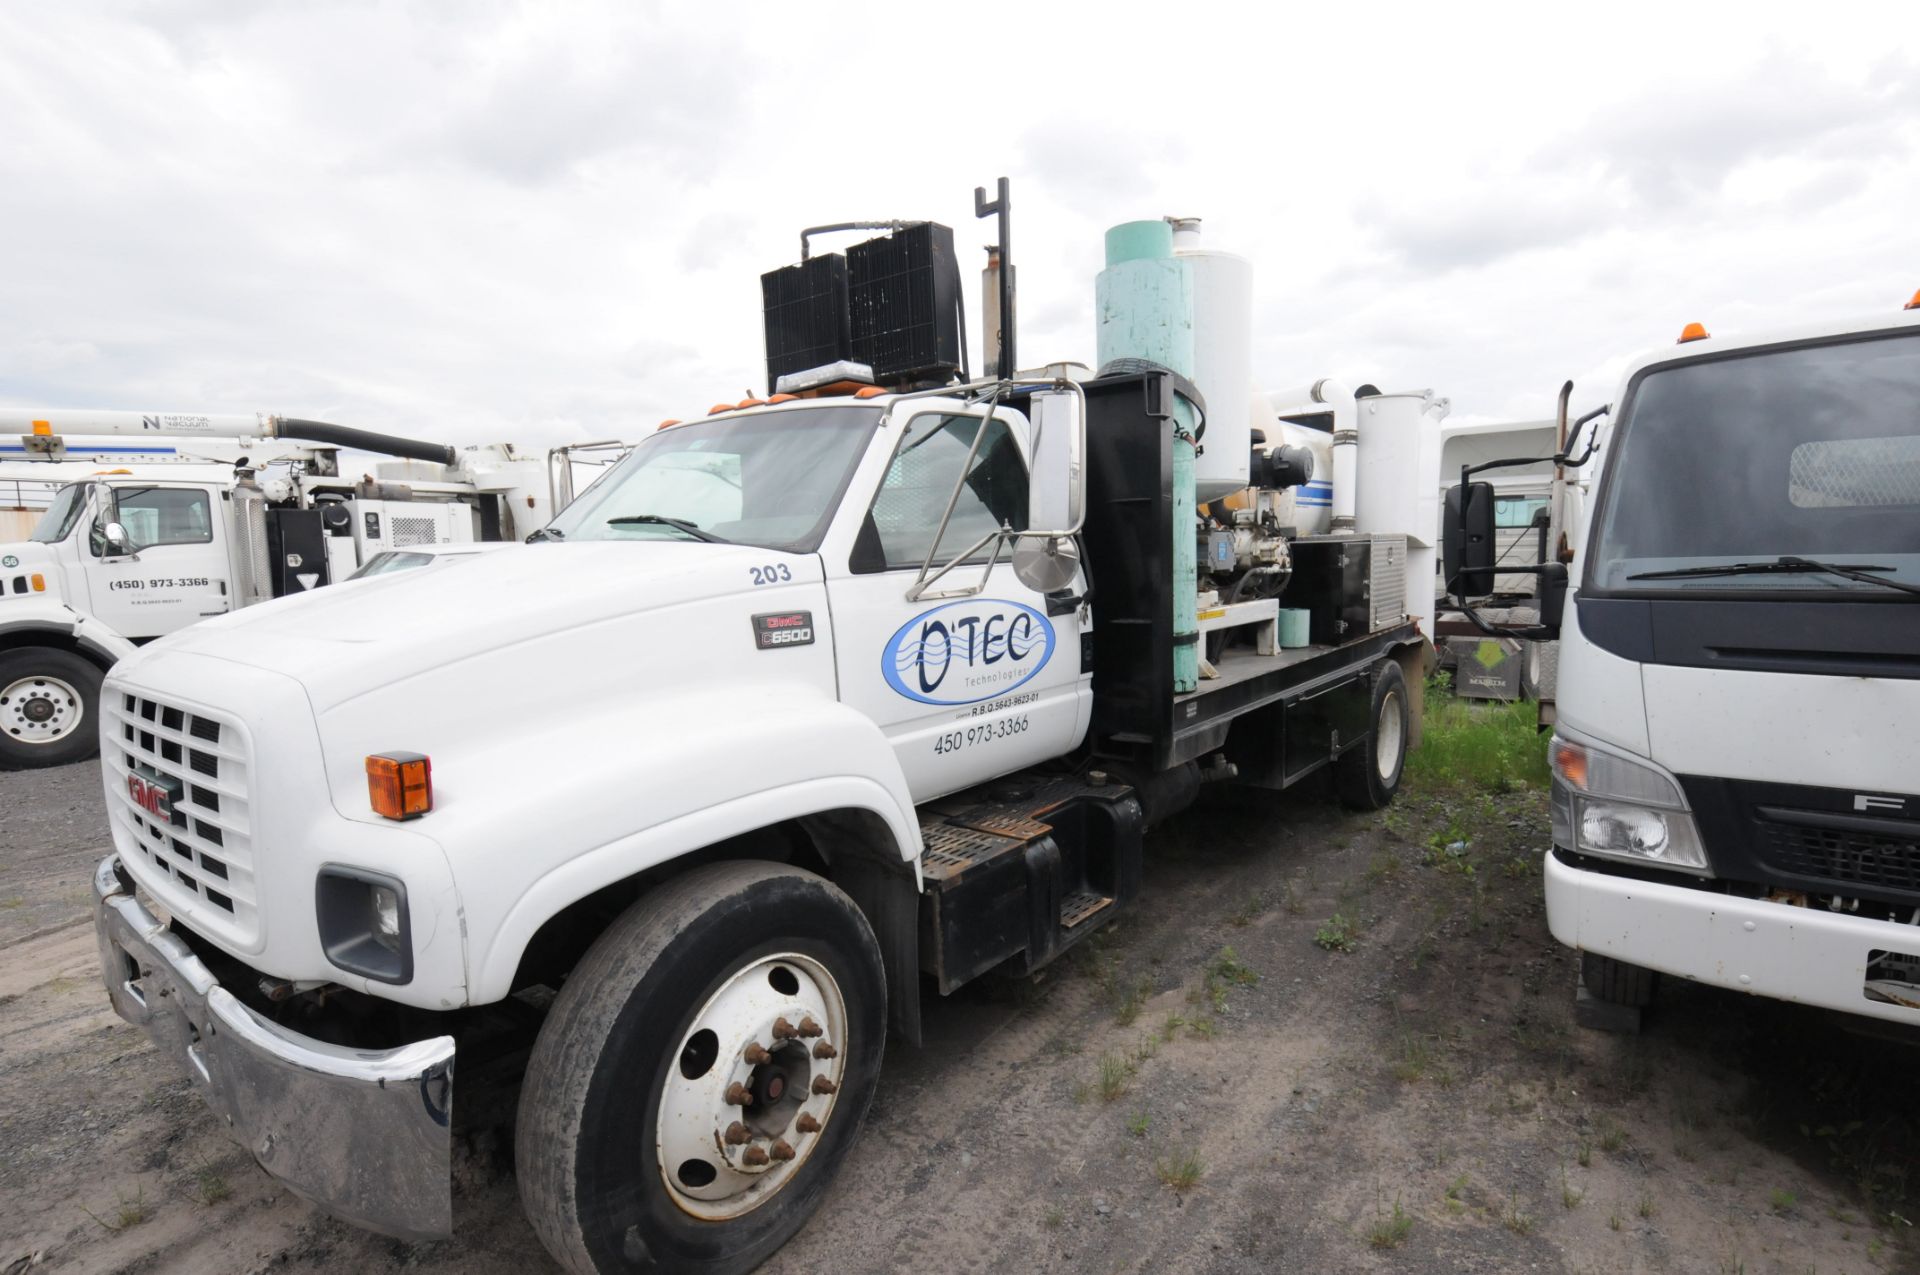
[
  {"x1": 1355, "y1": 389, "x2": 1448, "y2": 639},
  {"x1": 1171, "y1": 218, "x2": 1254, "y2": 503}
]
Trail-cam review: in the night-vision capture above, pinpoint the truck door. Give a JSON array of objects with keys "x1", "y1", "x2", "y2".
[
  {"x1": 826, "y1": 407, "x2": 1090, "y2": 803},
  {"x1": 84, "y1": 483, "x2": 232, "y2": 638}
]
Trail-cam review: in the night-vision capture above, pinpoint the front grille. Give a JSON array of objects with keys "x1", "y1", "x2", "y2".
[
  {"x1": 1757, "y1": 816, "x2": 1920, "y2": 900},
  {"x1": 106, "y1": 691, "x2": 257, "y2": 944}
]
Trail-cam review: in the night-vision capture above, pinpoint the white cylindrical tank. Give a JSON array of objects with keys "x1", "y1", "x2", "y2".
[
  {"x1": 1171, "y1": 219, "x2": 1253, "y2": 503},
  {"x1": 1355, "y1": 390, "x2": 1449, "y2": 547}
]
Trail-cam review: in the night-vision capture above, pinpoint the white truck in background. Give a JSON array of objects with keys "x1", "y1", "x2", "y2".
[
  {"x1": 87, "y1": 191, "x2": 1443, "y2": 1273},
  {"x1": 1444, "y1": 298, "x2": 1920, "y2": 1029},
  {"x1": 0, "y1": 410, "x2": 552, "y2": 767}
]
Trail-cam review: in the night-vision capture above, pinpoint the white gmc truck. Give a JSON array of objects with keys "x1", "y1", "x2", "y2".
[
  {"x1": 1446, "y1": 298, "x2": 1920, "y2": 1028},
  {"x1": 89, "y1": 206, "x2": 1435, "y2": 1273}
]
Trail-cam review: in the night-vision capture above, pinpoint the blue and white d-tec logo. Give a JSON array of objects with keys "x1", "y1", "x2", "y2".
[{"x1": 882, "y1": 599, "x2": 1055, "y2": 705}]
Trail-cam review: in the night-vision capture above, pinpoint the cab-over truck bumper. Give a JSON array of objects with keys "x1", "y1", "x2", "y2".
[
  {"x1": 92, "y1": 854, "x2": 457, "y2": 1239},
  {"x1": 1544, "y1": 850, "x2": 1920, "y2": 1027}
]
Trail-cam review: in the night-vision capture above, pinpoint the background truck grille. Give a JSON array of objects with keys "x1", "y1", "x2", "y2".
[
  {"x1": 106, "y1": 691, "x2": 257, "y2": 944},
  {"x1": 1757, "y1": 818, "x2": 1920, "y2": 899}
]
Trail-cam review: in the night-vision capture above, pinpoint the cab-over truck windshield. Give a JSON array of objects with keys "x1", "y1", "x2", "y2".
[{"x1": 1588, "y1": 328, "x2": 1920, "y2": 595}]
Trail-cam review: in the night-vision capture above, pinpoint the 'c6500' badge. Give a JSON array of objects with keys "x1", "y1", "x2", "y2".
[{"x1": 752, "y1": 611, "x2": 814, "y2": 649}]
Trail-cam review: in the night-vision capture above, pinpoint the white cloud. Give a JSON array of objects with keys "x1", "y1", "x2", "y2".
[{"x1": 1, "y1": 1, "x2": 1917, "y2": 452}]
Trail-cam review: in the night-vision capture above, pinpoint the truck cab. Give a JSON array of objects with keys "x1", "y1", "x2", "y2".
[{"x1": 1454, "y1": 302, "x2": 1920, "y2": 1027}]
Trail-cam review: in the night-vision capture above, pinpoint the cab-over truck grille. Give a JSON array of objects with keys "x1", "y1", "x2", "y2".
[{"x1": 106, "y1": 692, "x2": 257, "y2": 945}]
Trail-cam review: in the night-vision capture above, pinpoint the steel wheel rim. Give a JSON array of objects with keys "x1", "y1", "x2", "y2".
[
  {"x1": 1375, "y1": 689, "x2": 1403, "y2": 781},
  {"x1": 2, "y1": 674, "x2": 84, "y2": 746},
  {"x1": 656, "y1": 951, "x2": 848, "y2": 1220}
]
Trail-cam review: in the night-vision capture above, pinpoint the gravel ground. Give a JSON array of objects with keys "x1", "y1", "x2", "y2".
[{"x1": 1, "y1": 760, "x2": 1913, "y2": 1274}]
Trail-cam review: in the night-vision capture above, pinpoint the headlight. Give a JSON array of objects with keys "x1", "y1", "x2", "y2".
[
  {"x1": 316, "y1": 865, "x2": 414, "y2": 983},
  {"x1": 1549, "y1": 734, "x2": 1710, "y2": 874}
]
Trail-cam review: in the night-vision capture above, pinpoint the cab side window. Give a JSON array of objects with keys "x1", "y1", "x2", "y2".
[
  {"x1": 858, "y1": 413, "x2": 1028, "y2": 572},
  {"x1": 94, "y1": 488, "x2": 214, "y2": 555}
]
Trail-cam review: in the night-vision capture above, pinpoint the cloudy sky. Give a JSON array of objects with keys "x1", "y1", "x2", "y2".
[{"x1": 2, "y1": 2, "x2": 1916, "y2": 451}]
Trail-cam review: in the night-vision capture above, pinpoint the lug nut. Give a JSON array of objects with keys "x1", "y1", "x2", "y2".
[
  {"x1": 770, "y1": 1139, "x2": 796, "y2": 1162},
  {"x1": 725, "y1": 1082, "x2": 754, "y2": 1106},
  {"x1": 724, "y1": 1121, "x2": 751, "y2": 1146},
  {"x1": 742, "y1": 1145, "x2": 770, "y2": 1167},
  {"x1": 812, "y1": 1041, "x2": 837, "y2": 1060},
  {"x1": 796, "y1": 1113, "x2": 822, "y2": 1134},
  {"x1": 798, "y1": 1016, "x2": 823, "y2": 1038},
  {"x1": 772, "y1": 1017, "x2": 798, "y2": 1040},
  {"x1": 811, "y1": 1076, "x2": 838, "y2": 1096},
  {"x1": 744, "y1": 1043, "x2": 773, "y2": 1065}
]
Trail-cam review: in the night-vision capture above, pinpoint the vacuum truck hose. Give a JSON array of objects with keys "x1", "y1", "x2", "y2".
[{"x1": 270, "y1": 418, "x2": 457, "y2": 466}]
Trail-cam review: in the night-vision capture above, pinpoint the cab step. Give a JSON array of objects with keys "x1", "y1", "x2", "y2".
[{"x1": 916, "y1": 772, "x2": 1143, "y2": 994}]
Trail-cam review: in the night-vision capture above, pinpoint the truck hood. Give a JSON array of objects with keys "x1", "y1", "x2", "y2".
[{"x1": 134, "y1": 541, "x2": 816, "y2": 710}]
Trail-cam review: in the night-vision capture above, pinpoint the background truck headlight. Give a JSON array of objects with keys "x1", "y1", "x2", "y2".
[{"x1": 1549, "y1": 733, "x2": 1710, "y2": 874}]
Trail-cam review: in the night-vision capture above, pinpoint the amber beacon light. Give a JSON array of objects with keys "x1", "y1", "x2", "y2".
[{"x1": 367, "y1": 752, "x2": 433, "y2": 819}]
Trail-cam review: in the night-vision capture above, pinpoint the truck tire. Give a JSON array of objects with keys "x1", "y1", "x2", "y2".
[
  {"x1": 1335, "y1": 660, "x2": 1409, "y2": 811},
  {"x1": 0, "y1": 646, "x2": 103, "y2": 769},
  {"x1": 518, "y1": 861, "x2": 886, "y2": 1275},
  {"x1": 1580, "y1": 951, "x2": 1656, "y2": 1008}
]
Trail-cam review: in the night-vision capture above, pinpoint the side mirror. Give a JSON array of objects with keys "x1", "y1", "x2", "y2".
[
  {"x1": 1537, "y1": 561, "x2": 1568, "y2": 633},
  {"x1": 1442, "y1": 482, "x2": 1496, "y2": 598},
  {"x1": 1026, "y1": 387, "x2": 1083, "y2": 535},
  {"x1": 1013, "y1": 386, "x2": 1085, "y2": 594},
  {"x1": 102, "y1": 521, "x2": 134, "y2": 557}
]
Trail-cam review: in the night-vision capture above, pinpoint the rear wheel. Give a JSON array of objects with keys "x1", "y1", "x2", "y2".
[
  {"x1": 518, "y1": 861, "x2": 886, "y2": 1275},
  {"x1": 1580, "y1": 951, "x2": 1656, "y2": 1008},
  {"x1": 0, "y1": 646, "x2": 103, "y2": 769},
  {"x1": 1335, "y1": 660, "x2": 1408, "y2": 810}
]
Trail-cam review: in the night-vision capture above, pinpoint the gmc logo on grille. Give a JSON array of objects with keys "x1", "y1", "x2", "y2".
[{"x1": 127, "y1": 773, "x2": 176, "y2": 820}]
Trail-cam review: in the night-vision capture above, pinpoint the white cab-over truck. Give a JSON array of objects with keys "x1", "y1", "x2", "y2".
[
  {"x1": 89, "y1": 202, "x2": 1436, "y2": 1273},
  {"x1": 1444, "y1": 298, "x2": 1920, "y2": 1030},
  {"x1": 0, "y1": 410, "x2": 551, "y2": 767}
]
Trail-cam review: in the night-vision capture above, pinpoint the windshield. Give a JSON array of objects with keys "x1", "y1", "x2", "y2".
[
  {"x1": 1588, "y1": 329, "x2": 1920, "y2": 595},
  {"x1": 544, "y1": 405, "x2": 880, "y2": 552},
  {"x1": 30, "y1": 483, "x2": 88, "y2": 543}
]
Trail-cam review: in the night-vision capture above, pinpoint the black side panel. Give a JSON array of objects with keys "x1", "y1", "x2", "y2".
[
  {"x1": 1082, "y1": 373, "x2": 1173, "y2": 757},
  {"x1": 262, "y1": 508, "x2": 329, "y2": 599},
  {"x1": 1287, "y1": 538, "x2": 1373, "y2": 645},
  {"x1": 1577, "y1": 594, "x2": 1920, "y2": 680}
]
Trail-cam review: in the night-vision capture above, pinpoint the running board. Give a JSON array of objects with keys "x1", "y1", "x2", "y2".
[{"x1": 917, "y1": 773, "x2": 1143, "y2": 995}]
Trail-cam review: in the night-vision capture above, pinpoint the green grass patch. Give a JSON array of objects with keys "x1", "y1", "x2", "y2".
[{"x1": 1405, "y1": 681, "x2": 1550, "y2": 794}]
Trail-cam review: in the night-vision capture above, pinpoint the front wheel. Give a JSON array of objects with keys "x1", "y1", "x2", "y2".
[
  {"x1": 1335, "y1": 659, "x2": 1409, "y2": 810},
  {"x1": 0, "y1": 646, "x2": 104, "y2": 769},
  {"x1": 518, "y1": 861, "x2": 886, "y2": 1275}
]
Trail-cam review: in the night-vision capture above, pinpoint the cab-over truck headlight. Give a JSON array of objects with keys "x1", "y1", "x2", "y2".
[{"x1": 1549, "y1": 732, "x2": 1710, "y2": 874}]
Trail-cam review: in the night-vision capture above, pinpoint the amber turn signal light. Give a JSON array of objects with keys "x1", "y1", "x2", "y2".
[{"x1": 367, "y1": 752, "x2": 432, "y2": 820}]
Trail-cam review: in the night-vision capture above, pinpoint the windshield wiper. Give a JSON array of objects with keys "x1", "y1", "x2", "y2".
[
  {"x1": 605, "y1": 514, "x2": 728, "y2": 543},
  {"x1": 525, "y1": 526, "x2": 564, "y2": 542},
  {"x1": 1629, "y1": 557, "x2": 1920, "y2": 597}
]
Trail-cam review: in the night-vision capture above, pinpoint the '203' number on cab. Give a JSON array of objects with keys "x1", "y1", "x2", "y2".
[{"x1": 750, "y1": 563, "x2": 793, "y2": 586}]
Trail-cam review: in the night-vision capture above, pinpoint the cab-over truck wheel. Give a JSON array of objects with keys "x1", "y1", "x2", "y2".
[
  {"x1": 518, "y1": 860, "x2": 886, "y2": 1275},
  {"x1": 0, "y1": 645, "x2": 104, "y2": 769}
]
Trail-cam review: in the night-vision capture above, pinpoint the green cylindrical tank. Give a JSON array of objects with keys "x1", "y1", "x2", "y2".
[{"x1": 1095, "y1": 219, "x2": 1199, "y2": 693}]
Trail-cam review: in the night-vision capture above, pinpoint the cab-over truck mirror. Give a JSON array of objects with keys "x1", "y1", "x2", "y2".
[{"x1": 1442, "y1": 481, "x2": 1496, "y2": 598}]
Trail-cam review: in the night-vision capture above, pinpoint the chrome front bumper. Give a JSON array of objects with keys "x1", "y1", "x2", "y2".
[{"x1": 92, "y1": 855, "x2": 456, "y2": 1239}]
